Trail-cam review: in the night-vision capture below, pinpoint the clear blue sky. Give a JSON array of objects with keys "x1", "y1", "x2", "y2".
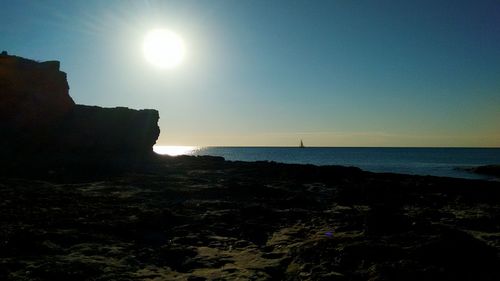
[{"x1": 1, "y1": 0, "x2": 499, "y2": 146}]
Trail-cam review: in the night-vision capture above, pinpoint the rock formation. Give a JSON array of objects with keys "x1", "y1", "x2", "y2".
[
  {"x1": 0, "y1": 53, "x2": 74, "y2": 149},
  {"x1": 0, "y1": 53, "x2": 160, "y2": 157},
  {"x1": 58, "y1": 105, "x2": 160, "y2": 153}
]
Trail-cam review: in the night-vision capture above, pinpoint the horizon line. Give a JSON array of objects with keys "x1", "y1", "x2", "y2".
[{"x1": 154, "y1": 145, "x2": 500, "y2": 149}]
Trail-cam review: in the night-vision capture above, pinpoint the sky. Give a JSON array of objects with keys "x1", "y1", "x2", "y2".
[{"x1": 1, "y1": 0, "x2": 499, "y2": 147}]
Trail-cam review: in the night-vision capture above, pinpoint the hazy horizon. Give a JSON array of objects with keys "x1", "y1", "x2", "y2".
[
  {"x1": 1, "y1": 0, "x2": 499, "y2": 147},
  {"x1": 152, "y1": 132, "x2": 500, "y2": 148},
  {"x1": 155, "y1": 144, "x2": 500, "y2": 148}
]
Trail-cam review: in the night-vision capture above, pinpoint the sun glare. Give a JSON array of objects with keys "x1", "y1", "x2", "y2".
[
  {"x1": 153, "y1": 145, "x2": 197, "y2": 156},
  {"x1": 143, "y1": 29, "x2": 185, "y2": 69}
]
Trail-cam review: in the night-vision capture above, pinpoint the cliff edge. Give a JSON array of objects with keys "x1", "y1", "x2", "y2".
[{"x1": 0, "y1": 52, "x2": 160, "y2": 157}]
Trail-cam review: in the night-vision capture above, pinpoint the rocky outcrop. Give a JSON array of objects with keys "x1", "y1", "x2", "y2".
[
  {"x1": 0, "y1": 53, "x2": 160, "y2": 156},
  {"x1": 57, "y1": 105, "x2": 160, "y2": 153},
  {"x1": 466, "y1": 165, "x2": 500, "y2": 178},
  {"x1": 0, "y1": 53, "x2": 74, "y2": 149},
  {"x1": 1, "y1": 158, "x2": 500, "y2": 280},
  {"x1": 0, "y1": 53, "x2": 74, "y2": 126}
]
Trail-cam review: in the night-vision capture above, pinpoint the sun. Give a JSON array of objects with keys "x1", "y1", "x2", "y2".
[{"x1": 143, "y1": 29, "x2": 185, "y2": 69}]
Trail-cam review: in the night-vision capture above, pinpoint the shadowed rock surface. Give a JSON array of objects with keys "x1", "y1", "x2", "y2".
[
  {"x1": 0, "y1": 53, "x2": 159, "y2": 155},
  {"x1": 466, "y1": 165, "x2": 500, "y2": 178},
  {"x1": 0, "y1": 53, "x2": 74, "y2": 150},
  {"x1": 57, "y1": 105, "x2": 160, "y2": 153},
  {"x1": 0, "y1": 156, "x2": 499, "y2": 280}
]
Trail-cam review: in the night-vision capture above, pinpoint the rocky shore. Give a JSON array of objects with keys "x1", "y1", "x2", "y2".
[
  {"x1": 464, "y1": 165, "x2": 500, "y2": 178},
  {"x1": 1, "y1": 155, "x2": 500, "y2": 280}
]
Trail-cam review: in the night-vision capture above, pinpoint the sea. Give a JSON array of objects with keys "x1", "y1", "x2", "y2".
[{"x1": 153, "y1": 146, "x2": 500, "y2": 180}]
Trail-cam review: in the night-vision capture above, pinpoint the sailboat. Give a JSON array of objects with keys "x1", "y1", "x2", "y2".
[{"x1": 299, "y1": 139, "x2": 305, "y2": 148}]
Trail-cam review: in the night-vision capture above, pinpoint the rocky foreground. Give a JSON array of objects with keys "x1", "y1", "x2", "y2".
[{"x1": 1, "y1": 155, "x2": 499, "y2": 281}]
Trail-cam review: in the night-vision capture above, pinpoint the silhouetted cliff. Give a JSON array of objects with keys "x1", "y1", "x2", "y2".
[
  {"x1": 0, "y1": 53, "x2": 160, "y2": 157},
  {"x1": 58, "y1": 105, "x2": 160, "y2": 153},
  {"x1": 0, "y1": 53, "x2": 74, "y2": 148}
]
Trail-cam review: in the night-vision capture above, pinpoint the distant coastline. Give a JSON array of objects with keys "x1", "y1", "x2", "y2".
[{"x1": 154, "y1": 146, "x2": 500, "y2": 180}]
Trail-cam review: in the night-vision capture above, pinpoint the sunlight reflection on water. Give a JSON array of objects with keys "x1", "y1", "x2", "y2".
[{"x1": 153, "y1": 145, "x2": 198, "y2": 156}]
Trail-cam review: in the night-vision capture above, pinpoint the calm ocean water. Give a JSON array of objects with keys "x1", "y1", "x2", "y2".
[{"x1": 154, "y1": 146, "x2": 500, "y2": 180}]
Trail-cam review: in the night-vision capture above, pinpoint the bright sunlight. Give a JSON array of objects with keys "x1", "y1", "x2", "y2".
[
  {"x1": 153, "y1": 145, "x2": 197, "y2": 156},
  {"x1": 143, "y1": 29, "x2": 186, "y2": 69}
]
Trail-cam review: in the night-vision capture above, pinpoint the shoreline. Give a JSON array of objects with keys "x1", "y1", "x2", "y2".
[
  {"x1": 1, "y1": 155, "x2": 499, "y2": 280},
  {"x1": 154, "y1": 146, "x2": 500, "y2": 180}
]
